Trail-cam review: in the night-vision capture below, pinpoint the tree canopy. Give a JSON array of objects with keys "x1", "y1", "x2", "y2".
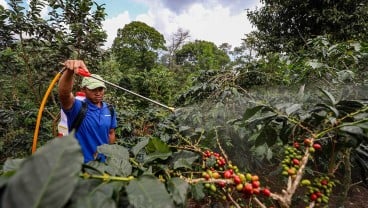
[
  {"x1": 247, "y1": 0, "x2": 368, "y2": 54},
  {"x1": 176, "y1": 40, "x2": 230, "y2": 71},
  {"x1": 112, "y1": 21, "x2": 167, "y2": 71}
]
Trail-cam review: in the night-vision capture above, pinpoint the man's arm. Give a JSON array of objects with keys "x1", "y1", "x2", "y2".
[
  {"x1": 109, "y1": 129, "x2": 116, "y2": 144},
  {"x1": 58, "y1": 60, "x2": 88, "y2": 110}
]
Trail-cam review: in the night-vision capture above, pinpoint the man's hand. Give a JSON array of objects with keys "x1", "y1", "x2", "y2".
[
  {"x1": 59, "y1": 60, "x2": 88, "y2": 110},
  {"x1": 63, "y1": 60, "x2": 89, "y2": 74}
]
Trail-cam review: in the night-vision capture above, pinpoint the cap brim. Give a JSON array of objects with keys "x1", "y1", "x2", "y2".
[{"x1": 86, "y1": 83, "x2": 106, "y2": 89}]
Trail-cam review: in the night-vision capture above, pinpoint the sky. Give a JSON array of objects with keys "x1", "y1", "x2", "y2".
[{"x1": 0, "y1": 0, "x2": 262, "y2": 49}]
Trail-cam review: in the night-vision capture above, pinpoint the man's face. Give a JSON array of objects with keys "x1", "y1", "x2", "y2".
[{"x1": 83, "y1": 87, "x2": 105, "y2": 104}]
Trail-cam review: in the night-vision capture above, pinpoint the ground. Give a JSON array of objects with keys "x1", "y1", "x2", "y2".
[{"x1": 342, "y1": 184, "x2": 368, "y2": 208}]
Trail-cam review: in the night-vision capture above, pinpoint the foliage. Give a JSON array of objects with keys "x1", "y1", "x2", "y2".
[
  {"x1": 0, "y1": 5, "x2": 13, "y2": 48},
  {"x1": 117, "y1": 66, "x2": 179, "y2": 107},
  {"x1": 2, "y1": 89, "x2": 368, "y2": 207},
  {"x1": 112, "y1": 21, "x2": 167, "y2": 71},
  {"x1": 0, "y1": 132, "x2": 194, "y2": 208},
  {"x1": 233, "y1": 88, "x2": 368, "y2": 206},
  {"x1": 47, "y1": 0, "x2": 108, "y2": 68},
  {"x1": 176, "y1": 40, "x2": 230, "y2": 71},
  {"x1": 1, "y1": 1, "x2": 368, "y2": 207},
  {"x1": 1, "y1": 134, "x2": 83, "y2": 208},
  {"x1": 176, "y1": 68, "x2": 248, "y2": 106},
  {"x1": 235, "y1": 37, "x2": 368, "y2": 87},
  {"x1": 247, "y1": 0, "x2": 368, "y2": 54},
  {"x1": 162, "y1": 28, "x2": 191, "y2": 71}
]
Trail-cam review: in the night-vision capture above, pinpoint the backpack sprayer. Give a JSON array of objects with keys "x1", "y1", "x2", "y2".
[{"x1": 32, "y1": 66, "x2": 175, "y2": 153}]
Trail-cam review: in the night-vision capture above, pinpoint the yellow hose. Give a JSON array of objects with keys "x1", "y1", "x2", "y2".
[{"x1": 32, "y1": 70, "x2": 64, "y2": 153}]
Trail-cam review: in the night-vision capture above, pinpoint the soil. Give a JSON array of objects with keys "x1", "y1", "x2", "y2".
[{"x1": 341, "y1": 184, "x2": 368, "y2": 208}]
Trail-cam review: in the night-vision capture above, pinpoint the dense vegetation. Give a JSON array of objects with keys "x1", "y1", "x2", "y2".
[{"x1": 1, "y1": 0, "x2": 368, "y2": 207}]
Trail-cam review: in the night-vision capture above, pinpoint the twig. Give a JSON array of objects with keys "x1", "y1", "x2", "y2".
[
  {"x1": 269, "y1": 137, "x2": 315, "y2": 207},
  {"x1": 215, "y1": 127, "x2": 229, "y2": 162},
  {"x1": 224, "y1": 190, "x2": 241, "y2": 208},
  {"x1": 253, "y1": 196, "x2": 267, "y2": 208},
  {"x1": 184, "y1": 177, "x2": 233, "y2": 184}
]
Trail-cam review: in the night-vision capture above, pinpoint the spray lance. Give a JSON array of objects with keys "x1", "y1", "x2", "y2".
[{"x1": 76, "y1": 68, "x2": 176, "y2": 112}]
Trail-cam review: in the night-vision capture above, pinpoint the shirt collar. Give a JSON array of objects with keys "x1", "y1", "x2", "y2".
[{"x1": 85, "y1": 99, "x2": 106, "y2": 110}]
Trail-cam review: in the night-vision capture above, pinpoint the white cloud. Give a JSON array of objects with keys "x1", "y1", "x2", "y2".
[
  {"x1": 40, "y1": 2, "x2": 49, "y2": 18},
  {"x1": 0, "y1": 0, "x2": 8, "y2": 8},
  {"x1": 157, "y1": 3, "x2": 251, "y2": 47},
  {"x1": 102, "y1": 1, "x2": 259, "y2": 49},
  {"x1": 102, "y1": 11, "x2": 131, "y2": 48}
]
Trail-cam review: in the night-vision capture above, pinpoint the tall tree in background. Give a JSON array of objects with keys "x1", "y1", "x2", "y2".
[
  {"x1": 166, "y1": 28, "x2": 190, "y2": 71},
  {"x1": 112, "y1": 21, "x2": 166, "y2": 71},
  {"x1": 176, "y1": 40, "x2": 230, "y2": 71},
  {"x1": 247, "y1": 0, "x2": 368, "y2": 55}
]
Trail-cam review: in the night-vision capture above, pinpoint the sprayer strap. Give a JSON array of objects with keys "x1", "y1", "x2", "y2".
[
  {"x1": 70, "y1": 101, "x2": 115, "y2": 132},
  {"x1": 71, "y1": 101, "x2": 88, "y2": 131}
]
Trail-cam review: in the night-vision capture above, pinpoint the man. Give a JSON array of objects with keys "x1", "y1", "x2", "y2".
[{"x1": 58, "y1": 60, "x2": 117, "y2": 163}]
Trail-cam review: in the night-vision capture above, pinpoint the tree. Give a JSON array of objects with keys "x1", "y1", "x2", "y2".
[
  {"x1": 165, "y1": 28, "x2": 190, "y2": 71},
  {"x1": 48, "y1": 0, "x2": 107, "y2": 69},
  {"x1": 0, "y1": 5, "x2": 14, "y2": 48},
  {"x1": 112, "y1": 21, "x2": 166, "y2": 71},
  {"x1": 247, "y1": 0, "x2": 368, "y2": 54},
  {"x1": 176, "y1": 40, "x2": 230, "y2": 71},
  {"x1": 218, "y1": 43, "x2": 232, "y2": 55}
]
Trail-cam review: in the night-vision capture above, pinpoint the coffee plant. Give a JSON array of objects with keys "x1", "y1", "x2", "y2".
[{"x1": 1, "y1": 88, "x2": 367, "y2": 208}]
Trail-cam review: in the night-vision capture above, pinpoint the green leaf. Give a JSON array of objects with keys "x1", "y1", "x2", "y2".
[
  {"x1": 3, "y1": 158, "x2": 24, "y2": 172},
  {"x1": 307, "y1": 60, "x2": 324, "y2": 69},
  {"x1": 204, "y1": 156, "x2": 217, "y2": 168},
  {"x1": 98, "y1": 144, "x2": 129, "y2": 160},
  {"x1": 105, "y1": 157, "x2": 132, "y2": 176},
  {"x1": 126, "y1": 175, "x2": 175, "y2": 208},
  {"x1": 280, "y1": 124, "x2": 293, "y2": 144},
  {"x1": 340, "y1": 126, "x2": 366, "y2": 143},
  {"x1": 167, "y1": 177, "x2": 189, "y2": 206},
  {"x1": 255, "y1": 131, "x2": 267, "y2": 146},
  {"x1": 255, "y1": 125, "x2": 278, "y2": 147},
  {"x1": 96, "y1": 145, "x2": 132, "y2": 176},
  {"x1": 354, "y1": 144, "x2": 368, "y2": 181},
  {"x1": 68, "y1": 179, "x2": 101, "y2": 201},
  {"x1": 178, "y1": 126, "x2": 191, "y2": 132},
  {"x1": 146, "y1": 137, "x2": 171, "y2": 153},
  {"x1": 285, "y1": 104, "x2": 301, "y2": 115},
  {"x1": 70, "y1": 181, "x2": 122, "y2": 208},
  {"x1": 266, "y1": 148, "x2": 273, "y2": 161},
  {"x1": 243, "y1": 105, "x2": 268, "y2": 121},
  {"x1": 190, "y1": 184, "x2": 205, "y2": 200},
  {"x1": 316, "y1": 103, "x2": 339, "y2": 117},
  {"x1": 337, "y1": 70, "x2": 354, "y2": 82},
  {"x1": 254, "y1": 145, "x2": 267, "y2": 159},
  {"x1": 83, "y1": 161, "x2": 107, "y2": 175},
  {"x1": 144, "y1": 152, "x2": 172, "y2": 164},
  {"x1": 131, "y1": 138, "x2": 149, "y2": 157},
  {"x1": 319, "y1": 88, "x2": 336, "y2": 105},
  {"x1": 244, "y1": 111, "x2": 277, "y2": 126},
  {"x1": 171, "y1": 150, "x2": 199, "y2": 170},
  {"x1": 336, "y1": 100, "x2": 365, "y2": 114},
  {"x1": 356, "y1": 121, "x2": 368, "y2": 130},
  {"x1": 2, "y1": 134, "x2": 83, "y2": 208}
]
